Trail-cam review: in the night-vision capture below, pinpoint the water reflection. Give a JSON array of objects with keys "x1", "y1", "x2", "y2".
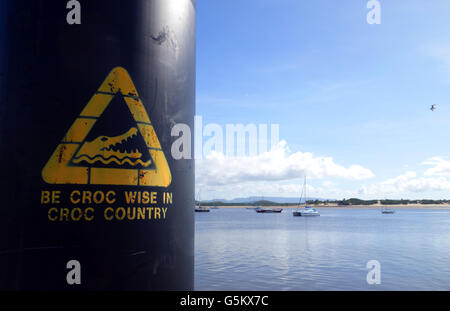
[{"x1": 195, "y1": 208, "x2": 450, "y2": 290}]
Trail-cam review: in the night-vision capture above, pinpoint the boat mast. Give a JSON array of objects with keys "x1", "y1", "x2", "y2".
[
  {"x1": 304, "y1": 175, "x2": 307, "y2": 207},
  {"x1": 197, "y1": 190, "x2": 201, "y2": 208},
  {"x1": 297, "y1": 176, "x2": 307, "y2": 211}
]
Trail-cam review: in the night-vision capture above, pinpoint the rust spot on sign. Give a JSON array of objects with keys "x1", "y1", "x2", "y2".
[{"x1": 58, "y1": 145, "x2": 67, "y2": 163}]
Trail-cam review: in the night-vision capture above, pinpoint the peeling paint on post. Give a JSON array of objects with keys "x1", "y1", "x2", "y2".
[{"x1": 0, "y1": 1, "x2": 195, "y2": 290}]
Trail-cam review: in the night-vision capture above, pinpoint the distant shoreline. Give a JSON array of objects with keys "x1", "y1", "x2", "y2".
[{"x1": 212, "y1": 204, "x2": 450, "y2": 209}]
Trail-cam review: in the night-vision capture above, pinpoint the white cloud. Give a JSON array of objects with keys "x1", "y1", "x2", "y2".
[
  {"x1": 364, "y1": 171, "x2": 450, "y2": 195},
  {"x1": 196, "y1": 140, "x2": 375, "y2": 187},
  {"x1": 380, "y1": 171, "x2": 417, "y2": 187},
  {"x1": 322, "y1": 181, "x2": 336, "y2": 188},
  {"x1": 423, "y1": 157, "x2": 450, "y2": 177}
]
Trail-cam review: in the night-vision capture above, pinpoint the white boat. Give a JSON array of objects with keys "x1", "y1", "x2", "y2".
[
  {"x1": 195, "y1": 191, "x2": 210, "y2": 212},
  {"x1": 195, "y1": 206, "x2": 210, "y2": 213},
  {"x1": 293, "y1": 177, "x2": 320, "y2": 217},
  {"x1": 381, "y1": 208, "x2": 395, "y2": 214},
  {"x1": 293, "y1": 206, "x2": 320, "y2": 217}
]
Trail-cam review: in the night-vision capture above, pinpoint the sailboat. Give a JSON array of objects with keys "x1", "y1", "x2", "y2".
[
  {"x1": 195, "y1": 205, "x2": 210, "y2": 212},
  {"x1": 195, "y1": 191, "x2": 210, "y2": 212},
  {"x1": 293, "y1": 177, "x2": 320, "y2": 217},
  {"x1": 381, "y1": 208, "x2": 395, "y2": 214},
  {"x1": 380, "y1": 198, "x2": 395, "y2": 214}
]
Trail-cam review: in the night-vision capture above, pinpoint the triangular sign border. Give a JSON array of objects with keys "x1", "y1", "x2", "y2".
[{"x1": 42, "y1": 67, "x2": 172, "y2": 187}]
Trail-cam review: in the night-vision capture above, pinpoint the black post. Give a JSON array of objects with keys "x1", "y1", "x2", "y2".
[{"x1": 0, "y1": 0, "x2": 195, "y2": 290}]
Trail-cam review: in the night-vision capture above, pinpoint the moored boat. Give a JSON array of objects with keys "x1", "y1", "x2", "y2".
[
  {"x1": 195, "y1": 206, "x2": 210, "y2": 212},
  {"x1": 195, "y1": 191, "x2": 210, "y2": 212},
  {"x1": 293, "y1": 176, "x2": 320, "y2": 217},
  {"x1": 255, "y1": 206, "x2": 283, "y2": 213},
  {"x1": 294, "y1": 206, "x2": 320, "y2": 217}
]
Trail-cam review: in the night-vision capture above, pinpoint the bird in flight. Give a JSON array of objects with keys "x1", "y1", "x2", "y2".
[{"x1": 430, "y1": 104, "x2": 436, "y2": 111}]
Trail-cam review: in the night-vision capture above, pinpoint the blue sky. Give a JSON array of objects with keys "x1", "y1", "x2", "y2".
[{"x1": 195, "y1": 0, "x2": 450, "y2": 200}]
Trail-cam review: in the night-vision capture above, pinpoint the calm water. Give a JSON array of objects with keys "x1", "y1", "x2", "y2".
[{"x1": 194, "y1": 208, "x2": 450, "y2": 290}]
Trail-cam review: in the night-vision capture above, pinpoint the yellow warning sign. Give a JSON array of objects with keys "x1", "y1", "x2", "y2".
[{"x1": 42, "y1": 67, "x2": 172, "y2": 187}]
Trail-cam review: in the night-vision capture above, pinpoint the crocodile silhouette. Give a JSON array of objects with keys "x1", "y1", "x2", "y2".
[{"x1": 72, "y1": 127, "x2": 152, "y2": 167}]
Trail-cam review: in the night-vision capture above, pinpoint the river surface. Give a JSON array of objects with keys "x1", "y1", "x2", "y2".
[{"x1": 194, "y1": 207, "x2": 450, "y2": 290}]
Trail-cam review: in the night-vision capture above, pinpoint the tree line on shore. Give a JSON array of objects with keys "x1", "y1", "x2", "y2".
[
  {"x1": 336, "y1": 198, "x2": 450, "y2": 205},
  {"x1": 196, "y1": 198, "x2": 450, "y2": 206}
]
